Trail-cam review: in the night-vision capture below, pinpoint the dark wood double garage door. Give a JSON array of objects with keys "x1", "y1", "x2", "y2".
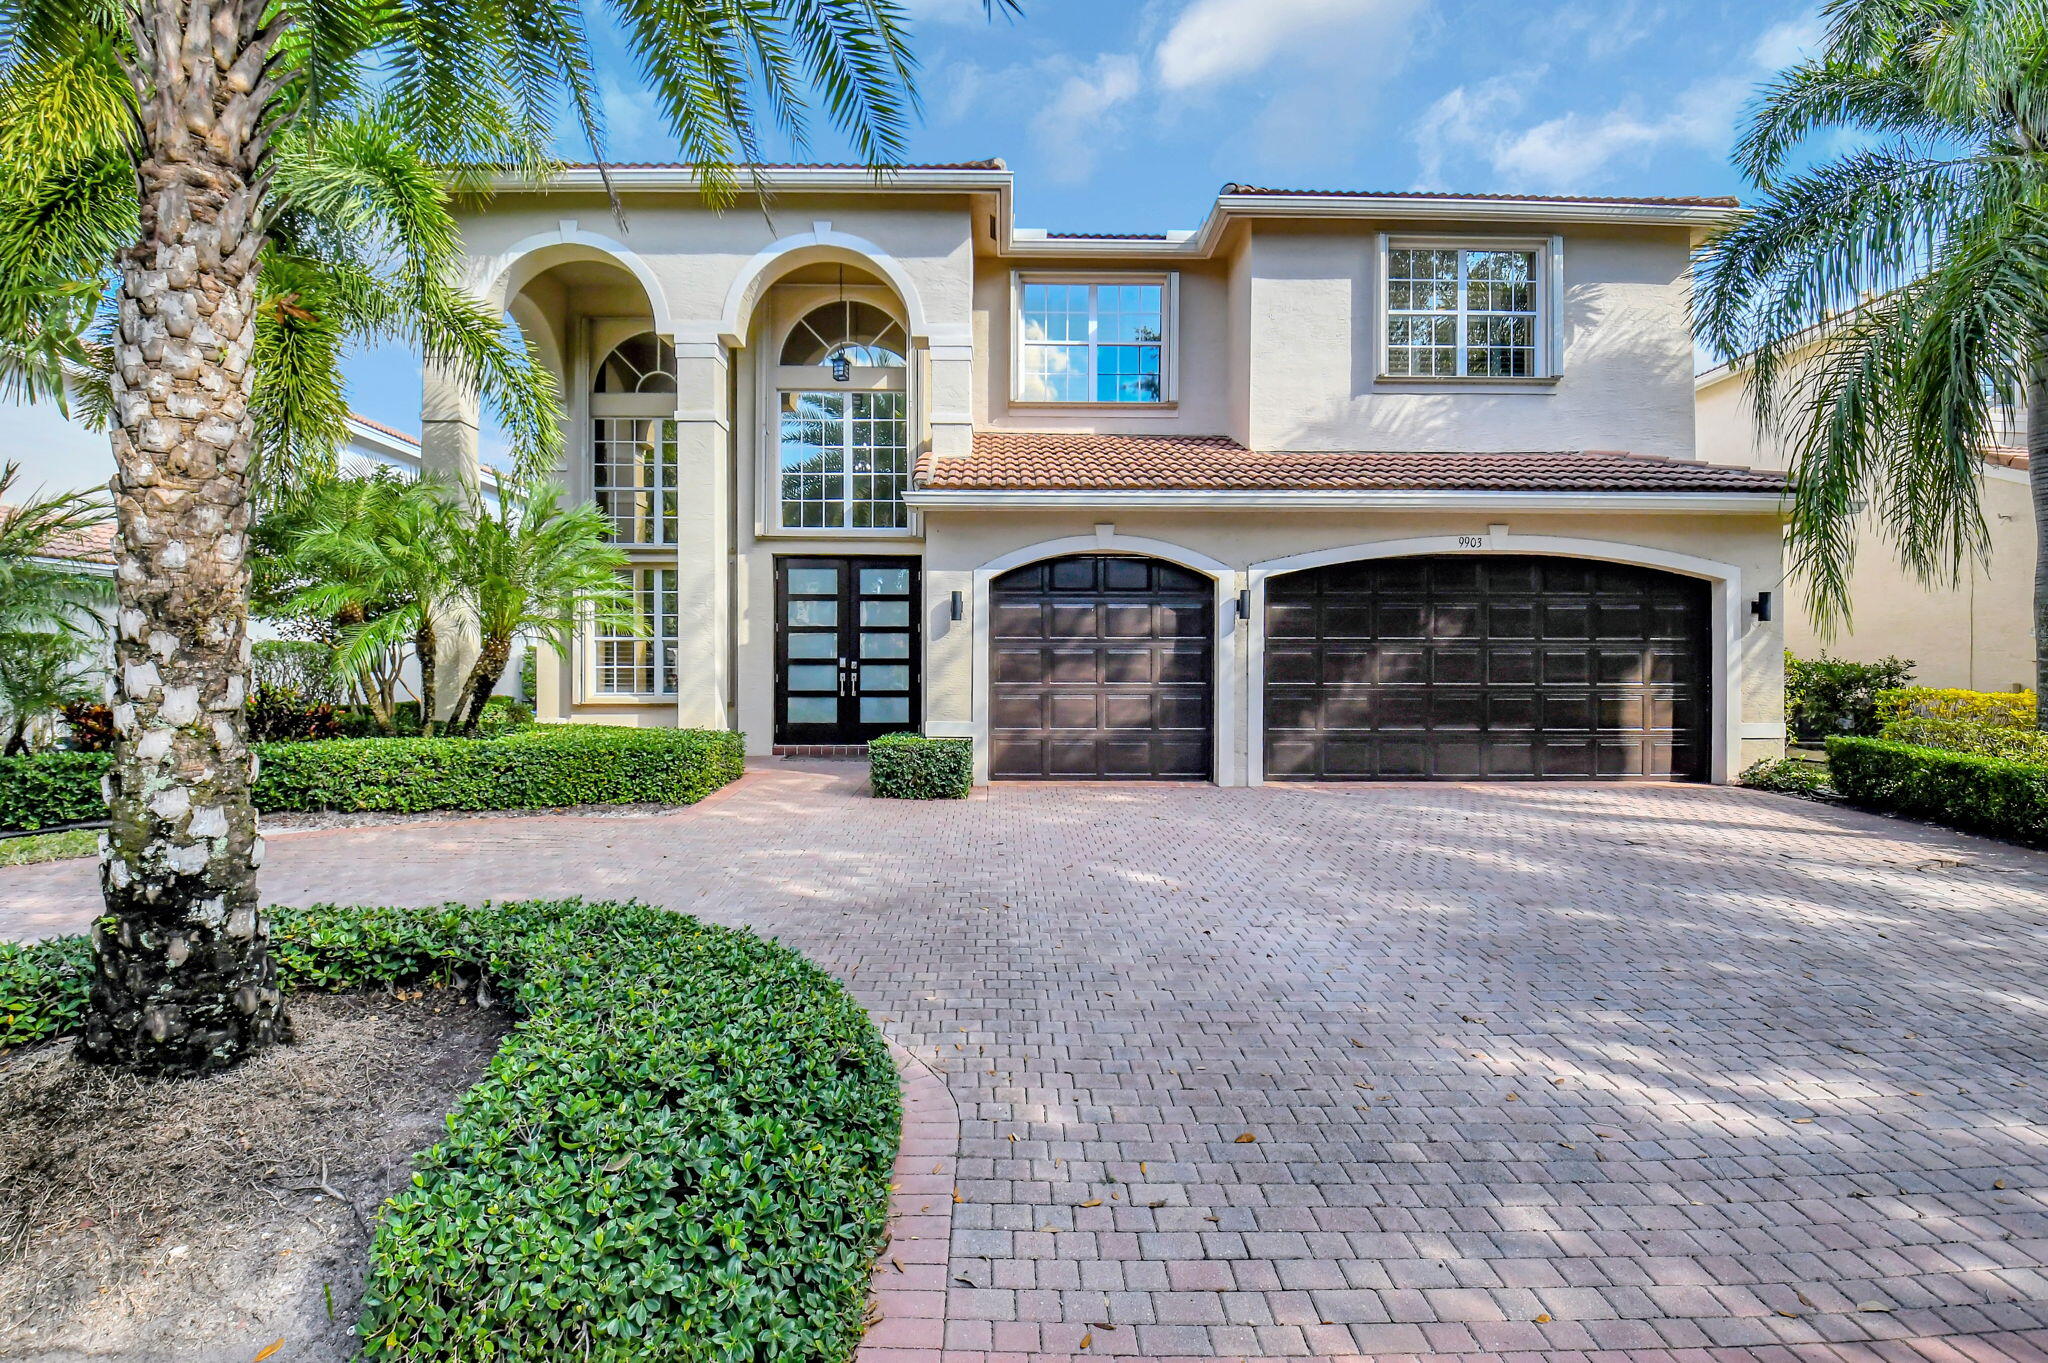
[{"x1": 989, "y1": 552, "x2": 1710, "y2": 782}]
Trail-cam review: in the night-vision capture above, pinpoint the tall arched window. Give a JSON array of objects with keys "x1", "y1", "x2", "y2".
[
  {"x1": 776, "y1": 302, "x2": 909, "y2": 531},
  {"x1": 591, "y1": 330, "x2": 678, "y2": 547}
]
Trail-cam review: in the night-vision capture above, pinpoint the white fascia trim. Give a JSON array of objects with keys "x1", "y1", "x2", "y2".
[
  {"x1": 906, "y1": 489, "x2": 1788, "y2": 513},
  {"x1": 491, "y1": 166, "x2": 1014, "y2": 195},
  {"x1": 30, "y1": 554, "x2": 114, "y2": 577}
]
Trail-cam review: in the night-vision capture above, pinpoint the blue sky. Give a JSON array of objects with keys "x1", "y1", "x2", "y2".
[{"x1": 339, "y1": 0, "x2": 1822, "y2": 444}]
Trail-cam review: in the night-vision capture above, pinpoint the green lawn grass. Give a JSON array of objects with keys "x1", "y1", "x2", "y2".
[{"x1": 0, "y1": 828, "x2": 97, "y2": 867}]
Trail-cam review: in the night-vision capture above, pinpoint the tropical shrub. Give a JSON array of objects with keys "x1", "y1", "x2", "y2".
[
  {"x1": 1827, "y1": 737, "x2": 2048, "y2": 846},
  {"x1": 251, "y1": 639, "x2": 343, "y2": 705},
  {"x1": 1738, "y1": 756, "x2": 1834, "y2": 797},
  {"x1": 0, "y1": 898, "x2": 899, "y2": 1360},
  {"x1": 244, "y1": 684, "x2": 342, "y2": 743},
  {"x1": 1878, "y1": 717, "x2": 2048, "y2": 764},
  {"x1": 868, "y1": 733, "x2": 972, "y2": 799},
  {"x1": 0, "y1": 726, "x2": 744, "y2": 831},
  {"x1": 1784, "y1": 652, "x2": 1915, "y2": 740},
  {"x1": 1875, "y1": 686, "x2": 2035, "y2": 730},
  {"x1": 59, "y1": 702, "x2": 115, "y2": 752}
]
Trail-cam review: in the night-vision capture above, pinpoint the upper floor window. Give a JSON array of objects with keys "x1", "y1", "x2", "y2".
[
  {"x1": 595, "y1": 331, "x2": 677, "y2": 393},
  {"x1": 1014, "y1": 276, "x2": 1172, "y2": 404},
  {"x1": 782, "y1": 300, "x2": 906, "y2": 368},
  {"x1": 591, "y1": 330, "x2": 677, "y2": 545},
  {"x1": 1384, "y1": 243, "x2": 1547, "y2": 379},
  {"x1": 776, "y1": 301, "x2": 910, "y2": 532}
]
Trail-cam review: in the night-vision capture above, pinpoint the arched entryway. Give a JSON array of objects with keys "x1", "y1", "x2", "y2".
[
  {"x1": 1263, "y1": 554, "x2": 1711, "y2": 781},
  {"x1": 988, "y1": 555, "x2": 1215, "y2": 780}
]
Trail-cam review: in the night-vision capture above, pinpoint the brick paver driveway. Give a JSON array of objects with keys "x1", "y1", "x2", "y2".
[{"x1": 7, "y1": 764, "x2": 2048, "y2": 1363}]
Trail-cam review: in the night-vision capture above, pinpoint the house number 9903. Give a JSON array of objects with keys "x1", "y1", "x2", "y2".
[{"x1": 1457, "y1": 535, "x2": 1486, "y2": 548}]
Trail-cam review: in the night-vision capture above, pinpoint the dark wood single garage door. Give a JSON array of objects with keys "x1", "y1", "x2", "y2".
[
  {"x1": 990, "y1": 555, "x2": 1213, "y2": 780},
  {"x1": 1264, "y1": 555, "x2": 1709, "y2": 781}
]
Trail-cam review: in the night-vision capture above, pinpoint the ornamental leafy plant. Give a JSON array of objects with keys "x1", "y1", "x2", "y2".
[
  {"x1": 0, "y1": 899, "x2": 901, "y2": 1359},
  {"x1": 1828, "y1": 735, "x2": 2048, "y2": 844}
]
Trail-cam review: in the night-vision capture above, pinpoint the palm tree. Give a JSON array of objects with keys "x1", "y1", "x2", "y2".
[
  {"x1": 445, "y1": 482, "x2": 634, "y2": 733},
  {"x1": 284, "y1": 473, "x2": 466, "y2": 736},
  {"x1": 0, "y1": 0, "x2": 950, "y2": 1073},
  {"x1": 1694, "y1": 0, "x2": 2048, "y2": 723},
  {"x1": 0, "y1": 631, "x2": 103, "y2": 755},
  {"x1": 0, "y1": 461, "x2": 112, "y2": 645}
]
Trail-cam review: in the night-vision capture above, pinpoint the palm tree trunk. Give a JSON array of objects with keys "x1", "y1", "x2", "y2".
[
  {"x1": 2034, "y1": 349, "x2": 2048, "y2": 730},
  {"x1": 80, "y1": 0, "x2": 289, "y2": 1073},
  {"x1": 416, "y1": 618, "x2": 438, "y2": 736},
  {"x1": 455, "y1": 635, "x2": 513, "y2": 733}
]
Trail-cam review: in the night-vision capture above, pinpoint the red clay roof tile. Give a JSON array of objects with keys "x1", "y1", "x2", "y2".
[
  {"x1": 919, "y1": 432, "x2": 1786, "y2": 494},
  {"x1": 1219, "y1": 185, "x2": 1741, "y2": 208}
]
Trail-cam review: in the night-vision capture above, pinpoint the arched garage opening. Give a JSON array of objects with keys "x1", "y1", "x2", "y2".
[
  {"x1": 988, "y1": 555, "x2": 1215, "y2": 780},
  {"x1": 1263, "y1": 554, "x2": 1711, "y2": 781}
]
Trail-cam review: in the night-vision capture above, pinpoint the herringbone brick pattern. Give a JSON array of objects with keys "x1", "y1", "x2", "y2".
[{"x1": 7, "y1": 765, "x2": 2048, "y2": 1363}]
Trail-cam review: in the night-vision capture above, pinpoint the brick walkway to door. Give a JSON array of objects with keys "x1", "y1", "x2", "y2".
[{"x1": 6, "y1": 763, "x2": 2048, "y2": 1363}]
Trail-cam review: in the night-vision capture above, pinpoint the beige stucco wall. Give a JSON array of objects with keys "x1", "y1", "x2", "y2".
[
  {"x1": 1238, "y1": 222, "x2": 1697, "y2": 456},
  {"x1": 918, "y1": 508, "x2": 1787, "y2": 783},
  {"x1": 1697, "y1": 371, "x2": 2035, "y2": 691}
]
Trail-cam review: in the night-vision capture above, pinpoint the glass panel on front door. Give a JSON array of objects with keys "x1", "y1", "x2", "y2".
[{"x1": 775, "y1": 556, "x2": 921, "y2": 744}]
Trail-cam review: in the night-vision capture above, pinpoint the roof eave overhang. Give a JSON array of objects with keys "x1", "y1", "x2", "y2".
[
  {"x1": 485, "y1": 166, "x2": 1015, "y2": 197},
  {"x1": 904, "y1": 488, "x2": 1788, "y2": 513}
]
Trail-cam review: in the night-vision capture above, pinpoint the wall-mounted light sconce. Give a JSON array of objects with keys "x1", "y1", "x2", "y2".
[
  {"x1": 1235, "y1": 588, "x2": 1250, "y2": 620},
  {"x1": 1750, "y1": 590, "x2": 1773, "y2": 622},
  {"x1": 950, "y1": 590, "x2": 964, "y2": 621},
  {"x1": 831, "y1": 353, "x2": 851, "y2": 383}
]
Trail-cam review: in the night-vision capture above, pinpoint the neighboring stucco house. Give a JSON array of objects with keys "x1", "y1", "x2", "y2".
[
  {"x1": 424, "y1": 162, "x2": 1790, "y2": 784},
  {"x1": 1696, "y1": 356, "x2": 2034, "y2": 693}
]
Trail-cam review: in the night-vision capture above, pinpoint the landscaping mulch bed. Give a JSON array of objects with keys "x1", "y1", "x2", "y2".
[{"x1": 0, "y1": 990, "x2": 508, "y2": 1363}]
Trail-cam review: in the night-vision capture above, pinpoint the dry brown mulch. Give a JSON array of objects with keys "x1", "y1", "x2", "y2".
[{"x1": 0, "y1": 991, "x2": 508, "y2": 1363}]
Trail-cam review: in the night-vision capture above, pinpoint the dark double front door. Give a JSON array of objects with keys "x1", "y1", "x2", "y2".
[{"x1": 775, "y1": 556, "x2": 921, "y2": 745}]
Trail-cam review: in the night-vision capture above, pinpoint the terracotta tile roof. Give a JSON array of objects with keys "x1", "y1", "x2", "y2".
[
  {"x1": 349, "y1": 412, "x2": 421, "y2": 446},
  {"x1": 917, "y1": 432, "x2": 1787, "y2": 493},
  {"x1": 1221, "y1": 185, "x2": 1741, "y2": 209},
  {"x1": 1042, "y1": 231, "x2": 1171, "y2": 240},
  {"x1": 1986, "y1": 445, "x2": 2030, "y2": 470},
  {"x1": 1, "y1": 508, "x2": 116, "y2": 564}
]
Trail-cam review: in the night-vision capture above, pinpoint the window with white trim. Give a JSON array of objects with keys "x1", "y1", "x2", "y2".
[
  {"x1": 592, "y1": 567, "x2": 677, "y2": 695},
  {"x1": 1015, "y1": 277, "x2": 1170, "y2": 403},
  {"x1": 1385, "y1": 246, "x2": 1541, "y2": 378},
  {"x1": 592, "y1": 417, "x2": 678, "y2": 544}
]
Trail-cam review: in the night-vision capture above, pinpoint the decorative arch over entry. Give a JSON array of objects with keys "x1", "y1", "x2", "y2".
[
  {"x1": 490, "y1": 224, "x2": 674, "y2": 337},
  {"x1": 1245, "y1": 534, "x2": 1745, "y2": 785}
]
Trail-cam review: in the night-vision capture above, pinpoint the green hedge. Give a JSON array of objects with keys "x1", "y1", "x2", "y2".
[
  {"x1": 867, "y1": 733, "x2": 972, "y2": 800},
  {"x1": 1827, "y1": 736, "x2": 2048, "y2": 845},
  {"x1": 1, "y1": 899, "x2": 899, "y2": 1360},
  {"x1": 0, "y1": 725, "x2": 744, "y2": 831}
]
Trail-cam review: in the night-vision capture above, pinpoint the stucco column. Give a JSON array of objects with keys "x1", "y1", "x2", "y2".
[
  {"x1": 420, "y1": 358, "x2": 482, "y2": 722},
  {"x1": 920, "y1": 333, "x2": 978, "y2": 755},
  {"x1": 672, "y1": 335, "x2": 732, "y2": 731}
]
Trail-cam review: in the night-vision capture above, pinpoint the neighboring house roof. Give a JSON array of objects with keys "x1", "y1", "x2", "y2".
[
  {"x1": 349, "y1": 413, "x2": 421, "y2": 447},
  {"x1": 554, "y1": 159, "x2": 1007, "y2": 172},
  {"x1": 1, "y1": 512, "x2": 116, "y2": 566},
  {"x1": 916, "y1": 432, "x2": 1787, "y2": 493},
  {"x1": 1985, "y1": 445, "x2": 2030, "y2": 471},
  {"x1": 1222, "y1": 186, "x2": 1743, "y2": 209}
]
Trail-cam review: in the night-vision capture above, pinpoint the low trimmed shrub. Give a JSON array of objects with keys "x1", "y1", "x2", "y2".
[
  {"x1": 868, "y1": 733, "x2": 972, "y2": 799},
  {"x1": 1880, "y1": 716, "x2": 2048, "y2": 764},
  {"x1": 1876, "y1": 685, "x2": 2035, "y2": 730},
  {"x1": 0, "y1": 725, "x2": 744, "y2": 831},
  {"x1": 1827, "y1": 736, "x2": 2048, "y2": 845},
  {"x1": 1785, "y1": 652, "x2": 1915, "y2": 740},
  {"x1": 0, "y1": 898, "x2": 900, "y2": 1359},
  {"x1": 1738, "y1": 756, "x2": 1834, "y2": 797}
]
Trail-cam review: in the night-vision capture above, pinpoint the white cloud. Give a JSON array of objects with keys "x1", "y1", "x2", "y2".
[
  {"x1": 1031, "y1": 54, "x2": 1145, "y2": 184},
  {"x1": 1155, "y1": 0, "x2": 1424, "y2": 91},
  {"x1": 1408, "y1": 7, "x2": 1822, "y2": 191}
]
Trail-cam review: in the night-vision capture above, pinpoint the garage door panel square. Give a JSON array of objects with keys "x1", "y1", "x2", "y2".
[
  {"x1": 1597, "y1": 649, "x2": 1648, "y2": 684},
  {"x1": 1322, "y1": 603, "x2": 1376, "y2": 637},
  {"x1": 1485, "y1": 559, "x2": 1542, "y2": 593},
  {"x1": 1156, "y1": 644, "x2": 1210, "y2": 682},
  {"x1": 1098, "y1": 740, "x2": 1156, "y2": 775},
  {"x1": 1431, "y1": 604, "x2": 1482, "y2": 638},
  {"x1": 1102, "y1": 604, "x2": 1154, "y2": 637},
  {"x1": 1430, "y1": 739, "x2": 1484, "y2": 777},
  {"x1": 1321, "y1": 689, "x2": 1379, "y2": 731},
  {"x1": 993, "y1": 647, "x2": 1049, "y2": 683},
  {"x1": 1264, "y1": 688, "x2": 1319, "y2": 731},
  {"x1": 1155, "y1": 738, "x2": 1209, "y2": 777},
  {"x1": 1485, "y1": 740, "x2": 1536, "y2": 775},
  {"x1": 1372, "y1": 692, "x2": 1430, "y2": 729},
  {"x1": 1429, "y1": 690, "x2": 1484, "y2": 730},
  {"x1": 1047, "y1": 649, "x2": 1100, "y2": 684},
  {"x1": 990, "y1": 693, "x2": 1047, "y2": 731},
  {"x1": 1542, "y1": 693, "x2": 1595, "y2": 730},
  {"x1": 1156, "y1": 603, "x2": 1210, "y2": 637},
  {"x1": 1598, "y1": 693, "x2": 1644, "y2": 730},
  {"x1": 1488, "y1": 602, "x2": 1537, "y2": 638},
  {"x1": 1363, "y1": 739, "x2": 1422, "y2": 775},
  {"x1": 1543, "y1": 603, "x2": 1592, "y2": 639},
  {"x1": 1595, "y1": 602, "x2": 1647, "y2": 638},
  {"x1": 1048, "y1": 693, "x2": 1104, "y2": 729},
  {"x1": 1101, "y1": 557, "x2": 1151, "y2": 590},
  {"x1": 1432, "y1": 559, "x2": 1484, "y2": 592},
  {"x1": 989, "y1": 739, "x2": 1048, "y2": 776},
  {"x1": 1433, "y1": 649, "x2": 1483, "y2": 684},
  {"x1": 1540, "y1": 740, "x2": 1596, "y2": 776},
  {"x1": 1267, "y1": 647, "x2": 1321, "y2": 684},
  {"x1": 993, "y1": 603, "x2": 1046, "y2": 639},
  {"x1": 1100, "y1": 648, "x2": 1154, "y2": 683},
  {"x1": 1102, "y1": 693, "x2": 1158, "y2": 730},
  {"x1": 1050, "y1": 604, "x2": 1099, "y2": 638},
  {"x1": 1542, "y1": 650, "x2": 1592, "y2": 684},
  {"x1": 1050, "y1": 558, "x2": 1098, "y2": 590},
  {"x1": 1372, "y1": 648, "x2": 1429, "y2": 684},
  {"x1": 1376, "y1": 604, "x2": 1429, "y2": 638},
  {"x1": 1489, "y1": 649, "x2": 1537, "y2": 684},
  {"x1": 1266, "y1": 601, "x2": 1319, "y2": 638},
  {"x1": 1487, "y1": 693, "x2": 1536, "y2": 731},
  {"x1": 1264, "y1": 739, "x2": 1320, "y2": 774}
]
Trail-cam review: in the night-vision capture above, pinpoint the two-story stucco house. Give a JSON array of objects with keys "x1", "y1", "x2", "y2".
[{"x1": 418, "y1": 162, "x2": 1789, "y2": 785}]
